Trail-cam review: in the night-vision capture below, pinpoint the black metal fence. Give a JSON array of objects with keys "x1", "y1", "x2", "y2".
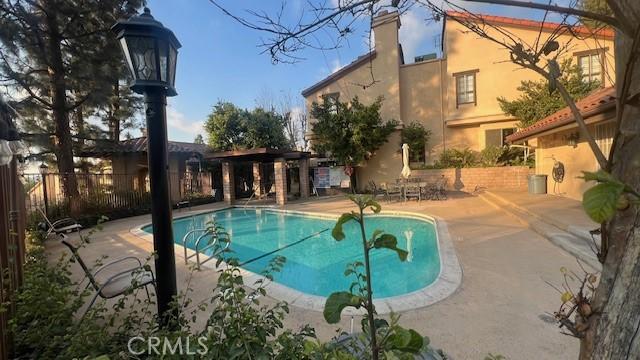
[{"x1": 22, "y1": 172, "x2": 214, "y2": 226}]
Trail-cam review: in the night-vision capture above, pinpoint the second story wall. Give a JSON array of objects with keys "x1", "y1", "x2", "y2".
[{"x1": 444, "y1": 14, "x2": 615, "y2": 126}]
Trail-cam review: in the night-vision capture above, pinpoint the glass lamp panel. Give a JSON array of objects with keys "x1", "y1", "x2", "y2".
[
  {"x1": 127, "y1": 36, "x2": 157, "y2": 80},
  {"x1": 158, "y1": 39, "x2": 168, "y2": 82},
  {"x1": 119, "y1": 37, "x2": 135, "y2": 79},
  {"x1": 168, "y1": 45, "x2": 177, "y2": 87}
]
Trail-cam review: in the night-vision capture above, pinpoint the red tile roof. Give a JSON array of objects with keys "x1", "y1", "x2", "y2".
[
  {"x1": 506, "y1": 86, "x2": 616, "y2": 143},
  {"x1": 446, "y1": 11, "x2": 615, "y2": 39}
]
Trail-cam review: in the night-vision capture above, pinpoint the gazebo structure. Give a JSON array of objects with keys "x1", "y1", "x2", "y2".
[{"x1": 205, "y1": 148, "x2": 311, "y2": 206}]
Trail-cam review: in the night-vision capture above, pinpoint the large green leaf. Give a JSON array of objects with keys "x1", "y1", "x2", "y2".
[
  {"x1": 581, "y1": 170, "x2": 617, "y2": 183},
  {"x1": 332, "y1": 213, "x2": 358, "y2": 241},
  {"x1": 583, "y1": 182, "x2": 625, "y2": 223},
  {"x1": 323, "y1": 291, "x2": 363, "y2": 324},
  {"x1": 373, "y1": 234, "x2": 408, "y2": 261},
  {"x1": 386, "y1": 328, "x2": 424, "y2": 354},
  {"x1": 363, "y1": 197, "x2": 381, "y2": 213}
]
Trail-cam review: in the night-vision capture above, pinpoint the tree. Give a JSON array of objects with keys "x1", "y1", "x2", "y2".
[
  {"x1": 0, "y1": 0, "x2": 143, "y2": 212},
  {"x1": 194, "y1": 134, "x2": 205, "y2": 144},
  {"x1": 310, "y1": 96, "x2": 397, "y2": 172},
  {"x1": 400, "y1": 122, "x2": 431, "y2": 162},
  {"x1": 498, "y1": 60, "x2": 601, "y2": 128},
  {"x1": 204, "y1": 101, "x2": 290, "y2": 150}
]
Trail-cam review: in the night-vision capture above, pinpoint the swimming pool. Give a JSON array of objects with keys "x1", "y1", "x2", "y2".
[{"x1": 141, "y1": 208, "x2": 441, "y2": 299}]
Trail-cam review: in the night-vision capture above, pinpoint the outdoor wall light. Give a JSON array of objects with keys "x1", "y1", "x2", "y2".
[
  {"x1": 112, "y1": 7, "x2": 180, "y2": 96},
  {"x1": 566, "y1": 132, "x2": 579, "y2": 148}
]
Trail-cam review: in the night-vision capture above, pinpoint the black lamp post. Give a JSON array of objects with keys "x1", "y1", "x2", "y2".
[
  {"x1": 39, "y1": 163, "x2": 49, "y2": 217},
  {"x1": 112, "y1": 7, "x2": 180, "y2": 325}
]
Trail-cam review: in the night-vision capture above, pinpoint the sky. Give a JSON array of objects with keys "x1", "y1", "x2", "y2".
[{"x1": 145, "y1": 0, "x2": 572, "y2": 143}]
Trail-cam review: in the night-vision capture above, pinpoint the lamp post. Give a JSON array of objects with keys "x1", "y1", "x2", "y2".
[
  {"x1": 39, "y1": 163, "x2": 49, "y2": 217},
  {"x1": 112, "y1": 7, "x2": 181, "y2": 325}
]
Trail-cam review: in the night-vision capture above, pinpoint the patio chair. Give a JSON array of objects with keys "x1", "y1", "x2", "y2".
[
  {"x1": 404, "y1": 183, "x2": 421, "y2": 202},
  {"x1": 38, "y1": 208, "x2": 82, "y2": 238},
  {"x1": 433, "y1": 176, "x2": 448, "y2": 200},
  {"x1": 385, "y1": 183, "x2": 403, "y2": 203},
  {"x1": 368, "y1": 180, "x2": 386, "y2": 198},
  {"x1": 61, "y1": 239, "x2": 156, "y2": 320}
]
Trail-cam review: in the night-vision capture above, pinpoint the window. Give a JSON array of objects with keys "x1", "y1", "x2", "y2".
[
  {"x1": 485, "y1": 128, "x2": 516, "y2": 148},
  {"x1": 454, "y1": 70, "x2": 478, "y2": 107},
  {"x1": 322, "y1": 93, "x2": 340, "y2": 114},
  {"x1": 577, "y1": 51, "x2": 603, "y2": 83}
]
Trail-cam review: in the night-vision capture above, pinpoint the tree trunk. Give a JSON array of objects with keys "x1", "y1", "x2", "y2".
[
  {"x1": 43, "y1": 1, "x2": 79, "y2": 214},
  {"x1": 109, "y1": 79, "x2": 121, "y2": 141},
  {"x1": 581, "y1": 2, "x2": 640, "y2": 358}
]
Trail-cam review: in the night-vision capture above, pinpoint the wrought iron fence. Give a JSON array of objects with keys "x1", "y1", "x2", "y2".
[{"x1": 22, "y1": 171, "x2": 214, "y2": 226}]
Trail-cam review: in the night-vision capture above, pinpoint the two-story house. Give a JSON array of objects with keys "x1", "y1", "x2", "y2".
[{"x1": 301, "y1": 10, "x2": 615, "y2": 191}]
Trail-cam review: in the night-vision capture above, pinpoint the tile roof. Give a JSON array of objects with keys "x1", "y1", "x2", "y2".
[
  {"x1": 301, "y1": 51, "x2": 377, "y2": 97},
  {"x1": 446, "y1": 11, "x2": 615, "y2": 39},
  {"x1": 506, "y1": 86, "x2": 616, "y2": 143},
  {"x1": 80, "y1": 137, "x2": 210, "y2": 157}
]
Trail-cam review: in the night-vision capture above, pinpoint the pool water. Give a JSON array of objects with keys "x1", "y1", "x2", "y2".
[{"x1": 142, "y1": 208, "x2": 440, "y2": 299}]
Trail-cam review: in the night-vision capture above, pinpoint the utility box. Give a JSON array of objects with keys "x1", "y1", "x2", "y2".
[{"x1": 528, "y1": 174, "x2": 548, "y2": 194}]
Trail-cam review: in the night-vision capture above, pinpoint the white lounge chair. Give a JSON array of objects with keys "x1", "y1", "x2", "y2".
[{"x1": 38, "y1": 208, "x2": 82, "y2": 238}]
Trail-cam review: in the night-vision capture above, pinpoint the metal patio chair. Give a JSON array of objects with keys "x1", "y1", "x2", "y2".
[
  {"x1": 38, "y1": 207, "x2": 82, "y2": 238},
  {"x1": 61, "y1": 240, "x2": 156, "y2": 319},
  {"x1": 404, "y1": 183, "x2": 422, "y2": 202}
]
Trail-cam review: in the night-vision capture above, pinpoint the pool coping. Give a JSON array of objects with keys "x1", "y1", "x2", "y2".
[{"x1": 130, "y1": 205, "x2": 462, "y2": 315}]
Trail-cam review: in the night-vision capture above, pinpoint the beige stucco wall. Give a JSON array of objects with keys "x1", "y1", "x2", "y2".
[
  {"x1": 534, "y1": 121, "x2": 615, "y2": 200},
  {"x1": 304, "y1": 11, "x2": 402, "y2": 124},
  {"x1": 303, "y1": 11, "x2": 616, "y2": 190},
  {"x1": 444, "y1": 20, "x2": 615, "y2": 126}
]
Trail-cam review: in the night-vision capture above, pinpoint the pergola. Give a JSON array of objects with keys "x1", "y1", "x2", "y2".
[{"x1": 204, "y1": 148, "x2": 311, "y2": 205}]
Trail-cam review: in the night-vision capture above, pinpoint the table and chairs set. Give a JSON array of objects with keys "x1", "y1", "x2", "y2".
[{"x1": 369, "y1": 176, "x2": 448, "y2": 203}]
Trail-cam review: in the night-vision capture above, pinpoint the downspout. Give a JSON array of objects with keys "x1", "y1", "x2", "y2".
[{"x1": 439, "y1": 58, "x2": 446, "y2": 153}]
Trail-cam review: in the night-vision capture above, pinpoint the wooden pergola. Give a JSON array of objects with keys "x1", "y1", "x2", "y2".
[{"x1": 204, "y1": 148, "x2": 311, "y2": 205}]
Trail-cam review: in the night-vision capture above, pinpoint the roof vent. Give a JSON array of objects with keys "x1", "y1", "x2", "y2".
[{"x1": 414, "y1": 53, "x2": 437, "y2": 63}]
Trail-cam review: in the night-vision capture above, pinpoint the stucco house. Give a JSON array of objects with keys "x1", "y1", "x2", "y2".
[
  {"x1": 81, "y1": 136, "x2": 212, "y2": 202},
  {"x1": 507, "y1": 86, "x2": 616, "y2": 200},
  {"x1": 301, "y1": 10, "x2": 615, "y2": 191}
]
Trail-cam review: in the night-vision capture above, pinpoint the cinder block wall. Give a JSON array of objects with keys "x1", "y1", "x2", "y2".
[{"x1": 411, "y1": 166, "x2": 532, "y2": 192}]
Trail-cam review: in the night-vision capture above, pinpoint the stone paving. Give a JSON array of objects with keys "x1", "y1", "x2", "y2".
[{"x1": 45, "y1": 192, "x2": 583, "y2": 359}]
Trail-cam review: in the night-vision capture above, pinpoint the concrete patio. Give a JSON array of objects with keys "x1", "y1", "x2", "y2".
[{"x1": 44, "y1": 192, "x2": 588, "y2": 359}]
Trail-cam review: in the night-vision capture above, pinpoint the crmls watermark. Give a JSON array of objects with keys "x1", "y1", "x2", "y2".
[{"x1": 127, "y1": 336, "x2": 209, "y2": 356}]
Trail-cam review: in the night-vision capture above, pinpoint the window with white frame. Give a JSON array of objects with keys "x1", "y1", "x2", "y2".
[
  {"x1": 322, "y1": 93, "x2": 340, "y2": 114},
  {"x1": 578, "y1": 51, "x2": 603, "y2": 83},
  {"x1": 455, "y1": 70, "x2": 478, "y2": 107}
]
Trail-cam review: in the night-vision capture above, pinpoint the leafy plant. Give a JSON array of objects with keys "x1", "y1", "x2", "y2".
[
  {"x1": 581, "y1": 170, "x2": 640, "y2": 223},
  {"x1": 497, "y1": 59, "x2": 601, "y2": 128},
  {"x1": 436, "y1": 148, "x2": 478, "y2": 168},
  {"x1": 401, "y1": 122, "x2": 431, "y2": 163},
  {"x1": 310, "y1": 96, "x2": 398, "y2": 171},
  {"x1": 204, "y1": 101, "x2": 291, "y2": 151},
  {"x1": 479, "y1": 145, "x2": 504, "y2": 167},
  {"x1": 323, "y1": 195, "x2": 432, "y2": 359}
]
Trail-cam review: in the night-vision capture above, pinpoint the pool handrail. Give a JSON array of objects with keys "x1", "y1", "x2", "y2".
[{"x1": 182, "y1": 228, "x2": 230, "y2": 269}]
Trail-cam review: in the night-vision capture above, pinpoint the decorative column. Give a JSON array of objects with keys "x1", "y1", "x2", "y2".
[
  {"x1": 299, "y1": 157, "x2": 310, "y2": 199},
  {"x1": 252, "y1": 162, "x2": 262, "y2": 197},
  {"x1": 274, "y1": 158, "x2": 287, "y2": 206},
  {"x1": 222, "y1": 161, "x2": 235, "y2": 204}
]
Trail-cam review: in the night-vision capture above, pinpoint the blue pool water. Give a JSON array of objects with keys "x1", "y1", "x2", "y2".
[{"x1": 142, "y1": 208, "x2": 440, "y2": 299}]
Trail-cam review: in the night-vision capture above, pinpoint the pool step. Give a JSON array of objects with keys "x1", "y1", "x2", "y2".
[{"x1": 479, "y1": 191, "x2": 601, "y2": 271}]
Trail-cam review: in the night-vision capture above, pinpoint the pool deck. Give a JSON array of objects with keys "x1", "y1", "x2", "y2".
[{"x1": 45, "y1": 192, "x2": 583, "y2": 359}]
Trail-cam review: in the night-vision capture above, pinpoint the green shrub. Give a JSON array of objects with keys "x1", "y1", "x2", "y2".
[
  {"x1": 479, "y1": 145, "x2": 504, "y2": 167},
  {"x1": 401, "y1": 122, "x2": 431, "y2": 163},
  {"x1": 436, "y1": 148, "x2": 478, "y2": 168}
]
